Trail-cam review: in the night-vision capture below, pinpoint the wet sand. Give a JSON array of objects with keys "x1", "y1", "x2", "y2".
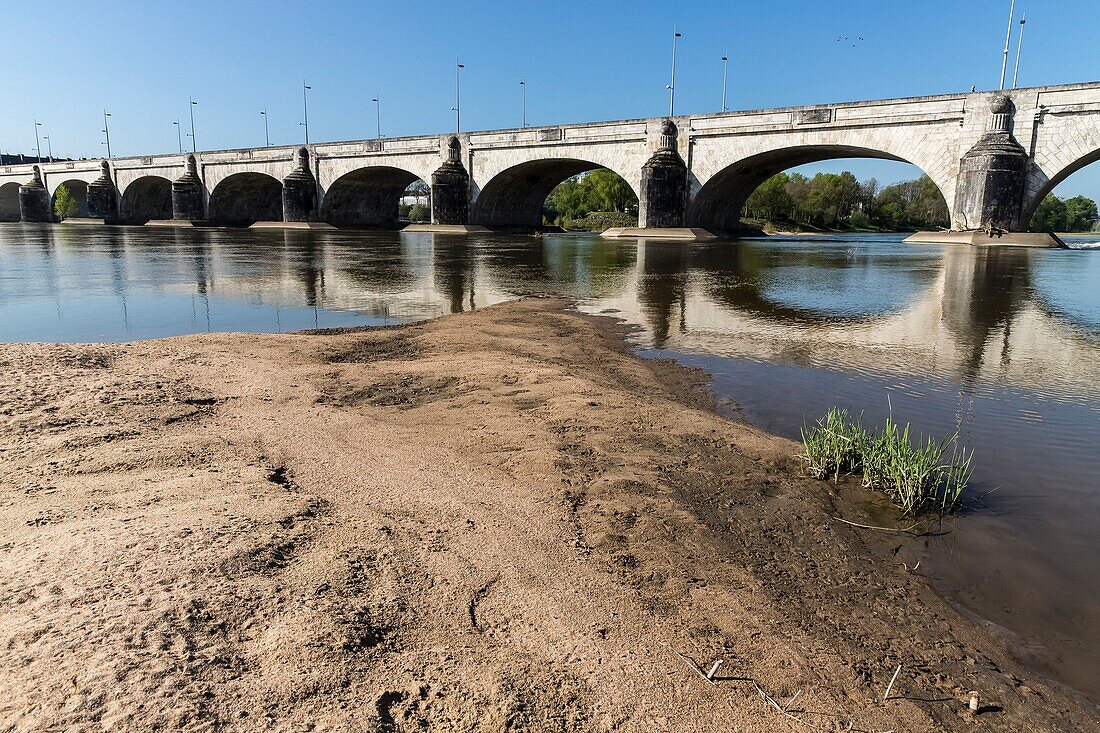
[{"x1": 0, "y1": 298, "x2": 1095, "y2": 731}]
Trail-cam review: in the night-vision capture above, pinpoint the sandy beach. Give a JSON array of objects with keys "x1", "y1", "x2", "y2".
[{"x1": 1, "y1": 298, "x2": 1095, "y2": 732}]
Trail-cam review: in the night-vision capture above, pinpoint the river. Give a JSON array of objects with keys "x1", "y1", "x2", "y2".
[{"x1": 1, "y1": 223, "x2": 1098, "y2": 703}]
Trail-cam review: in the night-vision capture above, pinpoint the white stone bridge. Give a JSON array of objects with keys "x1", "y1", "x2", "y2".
[{"x1": 2, "y1": 82, "x2": 1099, "y2": 233}]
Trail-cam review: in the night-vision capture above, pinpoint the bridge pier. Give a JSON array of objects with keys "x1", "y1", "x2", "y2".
[
  {"x1": 641, "y1": 120, "x2": 688, "y2": 228},
  {"x1": 171, "y1": 155, "x2": 205, "y2": 223},
  {"x1": 405, "y1": 136, "x2": 488, "y2": 233},
  {"x1": 909, "y1": 95, "x2": 1063, "y2": 248},
  {"x1": 954, "y1": 95, "x2": 1029, "y2": 232},
  {"x1": 18, "y1": 167, "x2": 52, "y2": 223},
  {"x1": 86, "y1": 161, "x2": 118, "y2": 223},
  {"x1": 282, "y1": 147, "x2": 317, "y2": 223},
  {"x1": 604, "y1": 120, "x2": 714, "y2": 240},
  {"x1": 431, "y1": 137, "x2": 470, "y2": 226}
]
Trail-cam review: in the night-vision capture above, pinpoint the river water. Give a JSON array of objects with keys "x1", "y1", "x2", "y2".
[{"x1": 2, "y1": 223, "x2": 1098, "y2": 703}]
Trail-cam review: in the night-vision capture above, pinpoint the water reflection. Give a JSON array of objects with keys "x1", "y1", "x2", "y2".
[
  {"x1": 2, "y1": 224, "x2": 1100, "y2": 699},
  {"x1": 940, "y1": 247, "x2": 1032, "y2": 387},
  {"x1": 433, "y1": 238, "x2": 477, "y2": 313},
  {"x1": 2, "y1": 226, "x2": 1099, "y2": 397},
  {"x1": 693, "y1": 244, "x2": 927, "y2": 326}
]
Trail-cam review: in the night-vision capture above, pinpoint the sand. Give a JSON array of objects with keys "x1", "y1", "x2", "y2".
[{"x1": 0, "y1": 298, "x2": 1095, "y2": 732}]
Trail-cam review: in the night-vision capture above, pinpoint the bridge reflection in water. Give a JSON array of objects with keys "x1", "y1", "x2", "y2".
[
  {"x1": 2, "y1": 224, "x2": 1100, "y2": 699},
  {"x1": 4, "y1": 226, "x2": 1099, "y2": 391}
]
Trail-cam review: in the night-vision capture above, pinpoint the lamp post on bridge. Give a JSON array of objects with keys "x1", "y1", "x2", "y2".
[
  {"x1": 173, "y1": 120, "x2": 182, "y2": 154},
  {"x1": 102, "y1": 110, "x2": 113, "y2": 158},
  {"x1": 452, "y1": 59, "x2": 464, "y2": 133},
  {"x1": 261, "y1": 109, "x2": 270, "y2": 147},
  {"x1": 302, "y1": 81, "x2": 311, "y2": 145},
  {"x1": 667, "y1": 25, "x2": 682, "y2": 117},
  {"x1": 33, "y1": 120, "x2": 43, "y2": 162},
  {"x1": 520, "y1": 78, "x2": 527, "y2": 128},
  {"x1": 720, "y1": 55, "x2": 729, "y2": 112},
  {"x1": 372, "y1": 96, "x2": 381, "y2": 139},
  {"x1": 188, "y1": 98, "x2": 197, "y2": 152},
  {"x1": 43, "y1": 135, "x2": 53, "y2": 162},
  {"x1": 1012, "y1": 14, "x2": 1027, "y2": 89},
  {"x1": 998, "y1": 0, "x2": 1016, "y2": 89}
]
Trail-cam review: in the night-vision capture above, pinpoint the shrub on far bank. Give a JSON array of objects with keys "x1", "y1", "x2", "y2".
[{"x1": 557, "y1": 210, "x2": 638, "y2": 231}]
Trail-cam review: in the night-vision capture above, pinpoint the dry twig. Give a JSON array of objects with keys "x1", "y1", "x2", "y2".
[
  {"x1": 663, "y1": 644, "x2": 717, "y2": 687},
  {"x1": 832, "y1": 516, "x2": 923, "y2": 534},
  {"x1": 883, "y1": 663, "x2": 903, "y2": 702}
]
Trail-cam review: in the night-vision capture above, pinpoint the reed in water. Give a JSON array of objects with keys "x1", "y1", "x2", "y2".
[{"x1": 800, "y1": 407, "x2": 973, "y2": 515}]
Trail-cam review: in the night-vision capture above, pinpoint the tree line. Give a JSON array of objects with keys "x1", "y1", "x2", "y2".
[
  {"x1": 1030, "y1": 194, "x2": 1098, "y2": 233},
  {"x1": 744, "y1": 171, "x2": 950, "y2": 231},
  {"x1": 544, "y1": 170, "x2": 639, "y2": 229},
  {"x1": 540, "y1": 168, "x2": 957, "y2": 232}
]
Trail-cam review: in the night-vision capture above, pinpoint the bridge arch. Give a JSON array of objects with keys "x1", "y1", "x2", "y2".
[
  {"x1": 688, "y1": 144, "x2": 953, "y2": 232},
  {"x1": 208, "y1": 172, "x2": 283, "y2": 226},
  {"x1": 51, "y1": 179, "x2": 90, "y2": 220},
  {"x1": 1024, "y1": 112, "x2": 1100, "y2": 222},
  {"x1": 472, "y1": 158, "x2": 641, "y2": 229},
  {"x1": 0, "y1": 182, "x2": 19, "y2": 221},
  {"x1": 320, "y1": 166, "x2": 426, "y2": 228},
  {"x1": 1023, "y1": 148, "x2": 1100, "y2": 223},
  {"x1": 120, "y1": 175, "x2": 173, "y2": 224}
]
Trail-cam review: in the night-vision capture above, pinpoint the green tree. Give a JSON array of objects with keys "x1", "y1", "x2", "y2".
[
  {"x1": 1064, "y1": 195, "x2": 1098, "y2": 231},
  {"x1": 800, "y1": 172, "x2": 859, "y2": 226},
  {"x1": 909, "y1": 175, "x2": 949, "y2": 227},
  {"x1": 53, "y1": 183, "x2": 80, "y2": 220},
  {"x1": 870, "y1": 175, "x2": 947, "y2": 230},
  {"x1": 589, "y1": 169, "x2": 637, "y2": 213},
  {"x1": 745, "y1": 173, "x2": 792, "y2": 220},
  {"x1": 742, "y1": 168, "x2": 949, "y2": 231},
  {"x1": 1030, "y1": 195, "x2": 1068, "y2": 232},
  {"x1": 545, "y1": 169, "x2": 638, "y2": 228},
  {"x1": 784, "y1": 173, "x2": 810, "y2": 221}
]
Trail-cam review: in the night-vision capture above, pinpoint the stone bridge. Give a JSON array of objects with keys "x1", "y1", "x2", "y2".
[{"x1": 2, "y1": 82, "x2": 1099, "y2": 235}]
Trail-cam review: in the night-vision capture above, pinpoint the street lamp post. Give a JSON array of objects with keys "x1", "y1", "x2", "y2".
[
  {"x1": 1012, "y1": 14, "x2": 1027, "y2": 89},
  {"x1": 188, "y1": 98, "x2": 197, "y2": 152},
  {"x1": 372, "y1": 96, "x2": 381, "y2": 139},
  {"x1": 520, "y1": 79, "x2": 527, "y2": 128},
  {"x1": 999, "y1": 0, "x2": 1016, "y2": 89},
  {"x1": 102, "y1": 111, "x2": 112, "y2": 159},
  {"x1": 173, "y1": 120, "x2": 182, "y2": 153},
  {"x1": 43, "y1": 135, "x2": 53, "y2": 162},
  {"x1": 33, "y1": 120, "x2": 43, "y2": 162},
  {"x1": 302, "y1": 81, "x2": 311, "y2": 144},
  {"x1": 453, "y1": 59, "x2": 464, "y2": 133},
  {"x1": 261, "y1": 109, "x2": 270, "y2": 147},
  {"x1": 720, "y1": 55, "x2": 729, "y2": 112},
  {"x1": 668, "y1": 26, "x2": 682, "y2": 117}
]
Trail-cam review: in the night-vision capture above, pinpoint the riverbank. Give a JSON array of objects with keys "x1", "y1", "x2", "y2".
[
  {"x1": 1, "y1": 299, "x2": 1095, "y2": 731},
  {"x1": 741, "y1": 217, "x2": 906, "y2": 235}
]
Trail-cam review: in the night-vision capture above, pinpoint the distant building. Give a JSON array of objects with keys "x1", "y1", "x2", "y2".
[{"x1": 400, "y1": 194, "x2": 429, "y2": 207}]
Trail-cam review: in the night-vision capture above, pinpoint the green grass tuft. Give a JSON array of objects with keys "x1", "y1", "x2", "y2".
[{"x1": 800, "y1": 409, "x2": 973, "y2": 515}]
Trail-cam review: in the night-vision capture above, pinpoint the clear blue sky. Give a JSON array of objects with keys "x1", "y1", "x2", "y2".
[{"x1": 4, "y1": 0, "x2": 1099, "y2": 197}]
